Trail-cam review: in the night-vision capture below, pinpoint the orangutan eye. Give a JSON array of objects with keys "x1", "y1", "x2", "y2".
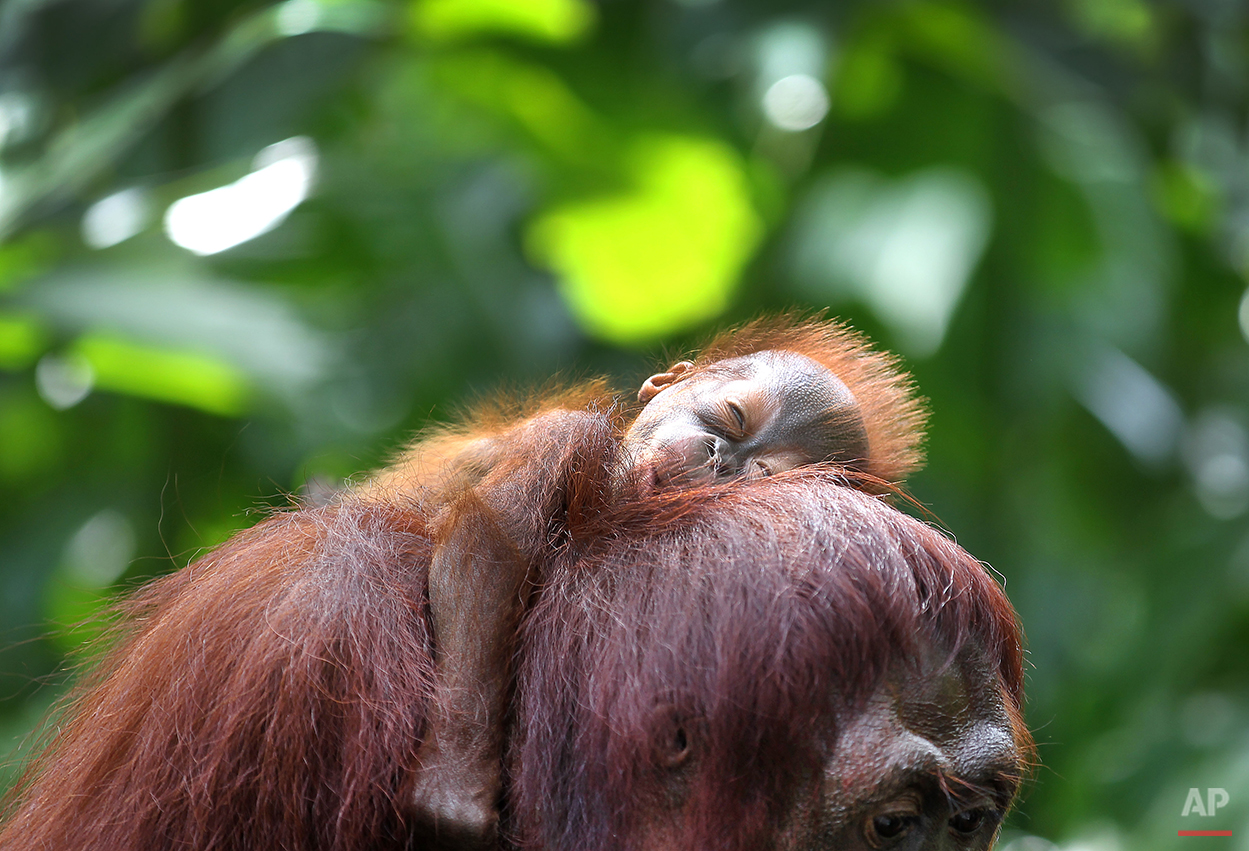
[
  {"x1": 865, "y1": 812, "x2": 918, "y2": 847},
  {"x1": 949, "y1": 806, "x2": 992, "y2": 835},
  {"x1": 726, "y1": 401, "x2": 746, "y2": 435}
]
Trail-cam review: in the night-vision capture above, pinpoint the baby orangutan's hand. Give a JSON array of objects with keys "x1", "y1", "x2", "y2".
[{"x1": 411, "y1": 728, "x2": 501, "y2": 851}]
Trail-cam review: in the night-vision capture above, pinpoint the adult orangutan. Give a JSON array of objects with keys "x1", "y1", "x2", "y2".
[
  {"x1": 0, "y1": 477, "x2": 1027, "y2": 850},
  {"x1": 0, "y1": 318, "x2": 1030, "y2": 850}
]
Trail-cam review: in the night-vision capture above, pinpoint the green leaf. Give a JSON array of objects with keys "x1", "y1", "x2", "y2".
[
  {"x1": 73, "y1": 334, "x2": 252, "y2": 416},
  {"x1": 16, "y1": 270, "x2": 332, "y2": 405},
  {"x1": 0, "y1": 312, "x2": 47, "y2": 368},
  {"x1": 411, "y1": 0, "x2": 595, "y2": 44},
  {"x1": 527, "y1": 134, "x2": 763, "y2": 344}
]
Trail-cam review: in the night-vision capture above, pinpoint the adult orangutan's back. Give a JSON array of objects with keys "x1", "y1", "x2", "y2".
[
  {"x1": 0, "y1": 476, "x2": 1027, "y2": 851},
  {"x1": 0, "y1": 500, "x2": 437, "y2": 851}
]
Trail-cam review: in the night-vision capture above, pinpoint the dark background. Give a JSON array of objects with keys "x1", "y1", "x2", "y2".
[{"x1": 1, "y1": 0, "x2": 1247, "y2": 847}]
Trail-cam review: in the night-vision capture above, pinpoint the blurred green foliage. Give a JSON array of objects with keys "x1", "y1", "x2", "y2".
[{"x1": 2, "y1": 0, "x2": 1249, "y2": 847}]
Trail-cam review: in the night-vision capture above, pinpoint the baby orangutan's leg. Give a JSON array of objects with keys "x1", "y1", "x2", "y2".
[{"x1": 412, "y1": 513, "x2": 528, "y2": 851}]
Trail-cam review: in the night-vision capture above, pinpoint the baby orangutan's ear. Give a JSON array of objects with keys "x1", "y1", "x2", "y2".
[{"x1": 638, "y1": 361, "x2": 694, "y2": 403}]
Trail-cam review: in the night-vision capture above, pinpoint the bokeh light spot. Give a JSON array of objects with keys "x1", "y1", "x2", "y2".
[
  {"x1": 164, "y1": 137, "x2": 317, "y2": 256},
  {"x1": 998, "y1": 837, "x2": 1059, "y2": 851},
  {"x1": 46, "y1": 509, "x2": 138, "y2": 649},
  {"x1": 1239, "y1": 287, "x2": 1249, "y2": 343},
  {"x1": 35, "y1": 352, "x2": 94, "y2": 410},
  {"x1": 62, "y1": 510, "x2": 136, "y2": 588},
  {"x1": 276, "y1": 0, "x2": 323, "y2": 35},
  {"x1": 82, "y1": 187, "x2": 151, "y2": 249},
  {"x1": 1183, "y1": 410, "x2": 1249, "y2": 519},
  {"x1": 1077, "y1": 345, "x2": 1183, "y2": 467},
  {"x1": 762, "y1": 74, "x2": 830, "y2": 131},
  {"x1": 527, "y1": 135, "x2": 762, "y2": 344},
  {"x1": 0, "y1": 92, "x2": 36, "y2": 150},
  {"x1": 789, "y1": 167, "x2": 990, "y2": 356}
]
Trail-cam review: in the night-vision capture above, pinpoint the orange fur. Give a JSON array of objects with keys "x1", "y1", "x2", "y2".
[
  {"x1": 360, "y1": 379, "x2": 618, "y2": 505},
  {"x1": 682, "y1": 314, "x2": 927, "y2": 485}
]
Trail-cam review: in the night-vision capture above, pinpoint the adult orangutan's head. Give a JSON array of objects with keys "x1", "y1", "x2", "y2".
[{"x1": 512, "y1": 474, "x2": 1029, "y2": 851}]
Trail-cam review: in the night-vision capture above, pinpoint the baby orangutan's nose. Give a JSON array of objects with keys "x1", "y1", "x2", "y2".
[{"x1": 648, "y1": 433, "x2": 726, "y2": 487}]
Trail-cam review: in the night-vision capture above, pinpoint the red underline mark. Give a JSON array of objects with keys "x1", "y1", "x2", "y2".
[{"x1": 1179, "y1": 831, "x2": 1233, "y2": 837}]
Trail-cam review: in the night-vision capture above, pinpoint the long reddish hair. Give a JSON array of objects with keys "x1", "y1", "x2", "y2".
[
  {"x1": 511, "y1": 474, "x2": 1027, "y2": 850},
  {"x1": 1, "y1": 501, "x2": 436, "y2": 851},
  {"x1": 1, "y1": 476, "x2": 1024, "y2": 851}
]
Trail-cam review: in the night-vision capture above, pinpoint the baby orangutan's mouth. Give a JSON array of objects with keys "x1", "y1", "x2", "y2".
[{"x1": 645, "y1": 455, "x2": 720, "y2": 489}]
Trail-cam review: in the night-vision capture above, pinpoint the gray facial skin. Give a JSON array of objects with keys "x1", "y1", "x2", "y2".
[
  {"x1": 623, "y1": 351, "x2": 871, "y2": 487},
  {"x1": 796, "y1": 646, "x2": 1022, "y2": 850},
  {"x1": 632, "y1": 643, "x2": 1023, "y2": 851}
]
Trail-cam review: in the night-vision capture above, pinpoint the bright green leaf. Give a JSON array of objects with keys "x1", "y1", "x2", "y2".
[
  {"x1": 73, "y1": 334, "x2": 252, "y2": 416},
  {"x1": 0, "y1": 312, "x2": 48, "y2": 369},
  {"x1": 527, "y1": 135, "x2": 763, "y2": 344},
  {"x1": 412, "y1": 0, "x2": 594, "y2": 44}
]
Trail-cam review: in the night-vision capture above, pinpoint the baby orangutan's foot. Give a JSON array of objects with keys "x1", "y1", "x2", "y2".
[{"x1": 411, "y1": 741, "x2": 501, "y2": 851}]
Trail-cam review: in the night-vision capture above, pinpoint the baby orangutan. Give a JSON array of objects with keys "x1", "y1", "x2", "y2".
[{"x1": 365, "y1": 318, "x2": 926, "y2": 849}]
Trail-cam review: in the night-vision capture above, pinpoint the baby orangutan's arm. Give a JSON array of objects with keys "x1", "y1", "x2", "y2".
[{"x1": 409, "y1": 408, "x2": 618, "y2": 851}]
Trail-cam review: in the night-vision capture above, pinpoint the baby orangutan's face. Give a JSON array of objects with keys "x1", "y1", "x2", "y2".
[{"x1": 623, "y1": 351, "x2": 869, "y2": 488}]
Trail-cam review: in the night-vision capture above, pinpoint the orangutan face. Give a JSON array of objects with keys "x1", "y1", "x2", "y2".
[
  {"x1": 794, "y1": 649, "x2": 1023, "y2": 850},
  {"x1": 631, "y1": 645, "x2": 1023, "y2": 851},
  {"x1": 623, "y1": 351, "x2": 870, "y2": 487}
]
